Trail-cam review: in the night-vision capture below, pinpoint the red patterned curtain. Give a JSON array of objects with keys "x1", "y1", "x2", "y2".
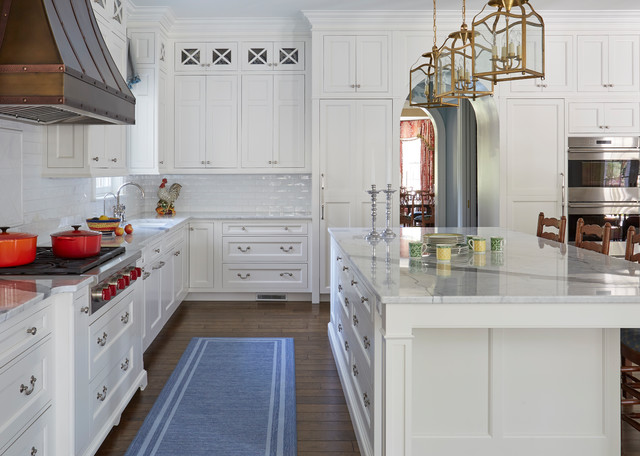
[{"x1": 400, "y1": 119, "x2": 435, "y2": 192}]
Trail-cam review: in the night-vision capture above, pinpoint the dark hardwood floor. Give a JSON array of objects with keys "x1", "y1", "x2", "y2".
[{"x1": 95, "y1": 300, "x2": 361, "y2": 456}]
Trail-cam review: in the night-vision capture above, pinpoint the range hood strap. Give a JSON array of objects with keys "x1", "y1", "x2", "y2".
[{"x1": 0, "y1": 0, "x2": 13, "y2": 49}]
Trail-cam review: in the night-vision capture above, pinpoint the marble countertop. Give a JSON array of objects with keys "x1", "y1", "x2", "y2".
[{"x1": 330, "y1": 227, "x2": 640, "y2": 304}]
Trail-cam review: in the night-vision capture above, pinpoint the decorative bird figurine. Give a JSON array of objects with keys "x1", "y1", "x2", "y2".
[{"x1": 156, "y1": 178, "x2": 182, "y2": 215}]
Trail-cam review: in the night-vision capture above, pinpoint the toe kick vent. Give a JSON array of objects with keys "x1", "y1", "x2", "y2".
[{"x1": 256, "y1": 293, "x2": 287, "y2": 302}]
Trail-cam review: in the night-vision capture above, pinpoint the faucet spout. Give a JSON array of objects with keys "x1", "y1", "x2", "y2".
[
  {"x1": 103, "y1": 192, "x2": 117, "y2": 218},
  {"x1": 115, "y1": 182, "x2": 145, "y2": 223}
]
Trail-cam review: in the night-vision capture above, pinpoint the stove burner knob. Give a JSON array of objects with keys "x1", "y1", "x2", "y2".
[
  {"x1": 117, "y1": 277, "x2": 126, "y2": 290},
  {"x1": 129, "y1": 268, "x2": 138, "y2": 281},
  {"x1": 108, "y1": 284, "x2": 117, "y2": 296},
  {"x1": 123, "y1": 275, "x2": 131, "y2": 287},
  {"x1": 135, "y1": 267, "x2": 142, "y2": 278},
  {"x1": 102, "y1": 287, "x2": 112, "y2": 301}
]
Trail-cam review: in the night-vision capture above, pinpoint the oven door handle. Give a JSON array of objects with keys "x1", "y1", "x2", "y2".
[
  {"x1": 568, "y1": 151, "x2": 640, "y2": 160},
  {"x1": 568, "y1": 202, "x2": 640, "y2": 208}
]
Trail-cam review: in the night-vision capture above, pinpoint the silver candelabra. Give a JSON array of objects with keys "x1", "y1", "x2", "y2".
[
  {"x1": 365, "y1": 185, "x2": 382, "y2": 241},
  {"x1": 381, "y1": 184, "x2": 396, "y2": 239}
]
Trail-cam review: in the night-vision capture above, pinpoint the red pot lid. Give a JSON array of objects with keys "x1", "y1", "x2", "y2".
[
  {"x1": 51, "y1": 225, "x2": 102, "y2": 238},
  {"x1": 0, "y1": 227, "x2": 37, "y2": 240}
]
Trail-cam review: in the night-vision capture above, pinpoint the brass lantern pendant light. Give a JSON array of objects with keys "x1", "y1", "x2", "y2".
[
  {"x1": 472, "y1": 0, "x2": 545, "y2": 83},
  {"x1": 409, "y1": 0, "x2": 458, "y2": 109},
  {"x1": 435, "y1": 0, "x2": 493, "y2": 100}
]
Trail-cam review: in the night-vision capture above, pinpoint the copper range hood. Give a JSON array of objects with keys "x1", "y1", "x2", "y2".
[{"x1": 0, "y1": 0, "x2": 135, "y2": 125}]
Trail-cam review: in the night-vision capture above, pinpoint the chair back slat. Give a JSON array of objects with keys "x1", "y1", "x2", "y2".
[
  {"x1": 575, "y1": 218, "x2": 611, "y2": 255},
  {"x1": 625, "y1": 226, "x2": 640, "y2": 262},
  {"x1": 536, "y1": 212, "x2": 566, "y2": 243}
]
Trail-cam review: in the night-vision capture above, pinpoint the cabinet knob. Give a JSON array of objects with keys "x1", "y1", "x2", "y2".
[
  {"x1": 206, "y1": 161, "x2": 211, "y2": 164},
  {"x1": 26, "y1": 327, "x2": 37, "y2": 336},
  {"x1": 350, "y1": 84, "x2": 356, "y2": 88},
  {"x1": 174, "y1": 250, "x2": 181, "y2": 256},
  {"x1": 352, "y1": 364, "x2": 359, "y2": 377},
  {"x1": 111, "y1": 158, "x2": 118, "y2": 163},
  {"x1": 31, "y1": 447, "x2": 38, "y2": 456},
  {"x1": 97, "y1": 386, "x2": 108, "y2": 402},
  {"x1": 97, "y1": 332, "x2": 108, "y2": 346},
  {"x1": 201, "y1": 161, "x2": 206, "y2": 165},
  {"x1": 267, "y1": 63, "x2": 273, "y2": 67},
  {"x1": 154, "y1": 248, "x2": 161, "y2": 254},
  {"x1": 159, "y1": 160, "x2": 164, "y2": 164},
  {"x1": 356, "y1": 84, "x2": 361, "y2": 88},
  {"x1": 121, "y1": 358, "x2": 130, "y2": 371},
  {"x1": 92, "y1": 156, "x2": 99, "y2": 161},
  {"x1": 121, "y1": 311, "x2": 130, "y2": 324}
]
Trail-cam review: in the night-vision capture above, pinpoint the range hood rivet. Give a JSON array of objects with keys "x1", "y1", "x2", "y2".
[
  {"x1": 22, "y1": 66, "x2": 27, "y2": 71},
  {"x1": 22, "y1": 98, "x2": 27, "y2": 103}
]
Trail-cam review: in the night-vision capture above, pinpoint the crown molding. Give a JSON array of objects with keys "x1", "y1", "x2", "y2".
[
  {"x1": 127, "y1": 6, "x2": 176, "y2": 33},
  {"x1": 169, "y1": 17, "x2": 310, "y2": 39}
]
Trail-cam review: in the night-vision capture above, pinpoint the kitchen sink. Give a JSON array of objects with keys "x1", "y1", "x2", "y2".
[{"x1": 127, "y1": 219, "x2": 170, "y2": 228}]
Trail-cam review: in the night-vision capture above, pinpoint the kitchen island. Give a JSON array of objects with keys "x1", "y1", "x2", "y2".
[{"x1": 329, "y1": 227, "x2": 640, "y2": 456}]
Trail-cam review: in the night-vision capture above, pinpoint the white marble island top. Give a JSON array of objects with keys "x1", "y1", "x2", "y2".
[{"x1": 330, "y1": 227, "x2": 640, "y2": 326}]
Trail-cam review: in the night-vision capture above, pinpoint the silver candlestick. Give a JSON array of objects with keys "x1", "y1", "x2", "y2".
[
  {"x1": 365, "y1": 185, "x2": 382, "y2": 241},
  {"x1": 381, "y1": 184, "x2": 396, "y2": 239}
]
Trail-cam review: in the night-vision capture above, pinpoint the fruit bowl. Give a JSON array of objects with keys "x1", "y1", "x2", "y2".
[{"x1": 86, "y1": 218, "x2": 121, "y2": 234}]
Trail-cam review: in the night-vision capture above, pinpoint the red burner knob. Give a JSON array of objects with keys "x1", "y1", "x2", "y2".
[
  {"x1": 130, "y1": 269, "x2": 138, "y2": 281},
  {"x1": 102, "y1": 288, "x2": 111, "y2": 301},
  {"x1": 117, "y1": 277, "x2": 125, "y2": 290},
  {"x1": 123, "y1": 275, "x2": 131, "y2": 287},
  {"x1": 108, "y1": 284, "x2": 117, "y2": 296}
]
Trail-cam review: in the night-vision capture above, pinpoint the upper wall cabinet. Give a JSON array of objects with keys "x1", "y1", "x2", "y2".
[
  {"x1": 322, "y1": 35, "x2": 389, "y2": 95},
  {"x1": 241, "y1": 42, "x2": 305, "y2": 71},
  {"x1": 577, "y1": 35, "x2": 639, "y2": 92},
  {"x1": 509, "y1": 35, "x2": 574, "y2": 93},
  {"x1": 91, "y1": 0, "x2": 126, "y2": 36},
  {"x1": 175, "y1": 42, "x2": 238, "y2": 72},
  {"x1": 568, "y1": 102, "x2": 639, "y2": 134}
]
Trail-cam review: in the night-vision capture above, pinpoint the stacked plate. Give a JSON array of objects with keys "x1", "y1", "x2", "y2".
[{"x1": 422, "y1": 233, "x2": 469, "y2": 255}]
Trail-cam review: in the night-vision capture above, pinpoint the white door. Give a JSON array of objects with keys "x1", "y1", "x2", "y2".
[
  {"x1": 273, "y1": 42, "x2": 305, "y2": 71},
  {"x1": 188, "y1": 222, "x2": 214, "y2": 289},
  {"x1": 511, "y1": 35, "x2": 573, "y2": 93},
  {"x1": 505, "y1": 99, "x2": 565, "y2": 235},
  {"x1": 174, "y1": 76, "x2": 206, "y2": 168},
  {"x1": 322, "y1": 35, "x2": 356, "y2": 93},
  {"x1": 603, "y1": 103, "x2": 640, "y2": 133},
  {"x1": 273, "y1": 75, "x2": 305, "y2": 168},
  {"x1": 241, "y1": 74, "x2": 274, "y2": 168},
  {"x1": 143, "y1": 263, "x2": 162, "y2": 350},
  {"x1": 206, "y1": 75, "x2": 238, "y2": 168}
]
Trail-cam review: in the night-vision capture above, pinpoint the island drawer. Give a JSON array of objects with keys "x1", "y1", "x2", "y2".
[
  {"x1": 1, "y1": 405, "x2": 53, "y2": 456},
  {"x1": 351, "y1": 368, "x2": 374, "y2": 449},
  {"x1": 222, "y1": 222, "x2": 308, "y2": 236},
  {"x1": 350, "y1": 335, "x2": 373, "y2": 391},
  {"x1": 333, "y1": 311, "x2": 350, "y2": 369},
  {"x1": 0, "y1": 303, "x2": 52, "y2": 370},
  {"x1": 222, "y1": 236, "x2": 308, "y2": 263},
  {"x1": 222, "y1": 264, "x2": 308, "y2": 290}
]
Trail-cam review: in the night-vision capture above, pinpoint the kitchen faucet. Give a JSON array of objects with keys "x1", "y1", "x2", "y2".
[
  {"x1": 114, "y1": 182, "x2": 145, "y2": 223},
  {"x1": 103, "y1": 192, "x2": 116, "y2": 218}
]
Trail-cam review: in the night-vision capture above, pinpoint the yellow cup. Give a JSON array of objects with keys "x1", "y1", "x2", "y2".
[
  {"x1": 436, "y1": 244, "x2": 452, "y2": 262},
  {"x1": 468, "y1": 237, "x2": 486, "y2": 253}
]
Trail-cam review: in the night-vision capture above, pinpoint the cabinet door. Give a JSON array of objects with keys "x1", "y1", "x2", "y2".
[
  {"x1": 174, "y1": 76, "x2": 206, "y2": 168},
  {"x1": 241, "y1": 42, "x2": 272, "y2": 71},
  {"x1": 175, "y1": 42, "x2": 207, "y2": 72},
  {"x1": 505, "y1": 99, "x2": 565, "y2": 235},
  {"x1": 206, "y1": 75, "x2": 238, "y2": 168},
  {"x1": 577, "y1": 35, "x2": 608, "y2": 92},
  {"x1": 323, "y1": 35, "x2": 356, "y2": 93},
  {"x1": 609, "y1": 35, "x2": 639, "y2": 92},
  {"x1": 568, "y1": 103, "x2": 603, "y2": 134},
  {"x1": 143, "y1": 262, "x2": 162, "y2": 350},
  {"x1": 128, "y1": 68, "x2": 156, "y2": 174},
  {"x1": 172, "y1": 240, "x2": 187, "y2": 302},
  {"x1": 160, "y1": 252, "x2": 174, "y2": 319},
  {"x1": 158, "y1": 70, "x2": 168, "y2": 169},
  {"x1": 188, "y1": 222, "x2": 214, "y2": 289},
  {"x1": 206, "y1": 42, "x2": 238, "y2": 71},
  {"x1": 241, "y1": 74, "x2": 274, "y2": 168},
  {"x1": 273, "y1": 75, "x2": 305, "y2": 168},
  {"x1": 510, "y1": 35, "x2": 573, "y2": 93},
  {"x1": 603, "y1": 103, "x2": 639, "y2": 133},
  {"x1": 274, "y1": 42, "x2": 305, "y2": 71},
  {"x1": 356, "y1": 35, "x2": 389, "y2": 93}
]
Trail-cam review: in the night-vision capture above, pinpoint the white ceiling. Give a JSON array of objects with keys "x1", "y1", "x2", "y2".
[{"x1": 129, "y1": 0, "x2": 640, "y2": 20}]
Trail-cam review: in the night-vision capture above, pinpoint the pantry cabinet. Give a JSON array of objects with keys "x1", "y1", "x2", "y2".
[
  {"x1": 322, "y1": 35, "x2": 389, "y2": 95},
  {"x1": 576, "y1": 35, "x2": 639, "y2": 93},
  {"x1": 241, "y1": 74, "x2": 305, "y2": 169}
]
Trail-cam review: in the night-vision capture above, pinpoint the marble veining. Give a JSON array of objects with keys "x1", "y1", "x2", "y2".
[{"x1": 330, "y1": 227, "x2": 640, "y2": 304}]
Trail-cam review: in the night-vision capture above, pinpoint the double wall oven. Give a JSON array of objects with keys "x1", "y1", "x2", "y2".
[{"x1": 567, "y1": 136, "x2": 640, "y2": 256}]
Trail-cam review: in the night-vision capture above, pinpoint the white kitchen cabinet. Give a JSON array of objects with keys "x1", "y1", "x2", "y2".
[
  {"x1": 241, "y1": 74, "x2": 305, "y2": 169},
  {"x1": 319, "y1": 99, "x2": 393, "y2": 293},
  {"x1": 577, "y1": 35, "x2": 639, "y2": 92},
  {"x1": 174, "y1": 75, "x2": 239, "y2": 169},
  {"x1": 509, "y1": 35, "x2": 574, "y2": 93},
  {"x1": 91, "y1": 0, "x2": 126, "y2": 37},
  {"x1": 189, "y1": 222, "x2": 215, "y2": 289},
  {"x1": 504, "y1": 99, "x2": 565, "y2": 235},
  {"x1": 175, "y1": 42, "x2": 238, "y2": 72},
  {"x1": 241, "y1": 41, "x2": 304, "y2": 71},
  {"x1": 322, "y1": 35, "x2": 389, "y2": 94},
  {"x1": 568, "y1": 102, "x2": 639, "y2": 134}
]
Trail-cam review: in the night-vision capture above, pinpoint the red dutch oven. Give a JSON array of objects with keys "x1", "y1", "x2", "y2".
[
  {"x1": 51, "y1": 225, "x2": 102, "y2": 259},
  {"x1": 0, "y1": 227, "x2": 38, "y2": 267}
]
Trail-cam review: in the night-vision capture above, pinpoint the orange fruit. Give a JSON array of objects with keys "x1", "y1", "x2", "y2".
[
  {"x1": 124, "y1": 224, "x2": 133, "y2": 234},
  {"x1": 114, "y1": 227, "x2": 124, "y2": 236}
]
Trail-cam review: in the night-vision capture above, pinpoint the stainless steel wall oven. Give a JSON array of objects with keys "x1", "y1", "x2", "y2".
[{"x1": 567, "y1": 136, "x2": 640, "y2": 255}]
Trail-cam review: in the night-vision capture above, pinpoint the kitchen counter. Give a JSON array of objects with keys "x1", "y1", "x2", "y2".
[{"x1": 329, "y1": 227, "x2": 640, "y2": 456}]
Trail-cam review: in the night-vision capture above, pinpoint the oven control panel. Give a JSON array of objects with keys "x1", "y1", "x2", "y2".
[{"x1": 90, "y1": 266, "x2": 142, "y2": 314}]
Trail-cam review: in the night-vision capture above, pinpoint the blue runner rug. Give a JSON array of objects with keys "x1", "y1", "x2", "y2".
[{"x1": 125, "y1": 337, "x2": 297, "y2": 456}]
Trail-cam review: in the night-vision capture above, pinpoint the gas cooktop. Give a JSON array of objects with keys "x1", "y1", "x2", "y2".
[{"x1": 0, "y1": 246, "x2": 126, "y2": 275}]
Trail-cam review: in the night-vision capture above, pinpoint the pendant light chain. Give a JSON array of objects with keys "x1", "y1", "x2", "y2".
[
  {"x1": 433, "y1": 0, "x2": 437, "y2": 48},
  {"x1": 462, "y1": 0, "x2": 466, "y2": 24}
]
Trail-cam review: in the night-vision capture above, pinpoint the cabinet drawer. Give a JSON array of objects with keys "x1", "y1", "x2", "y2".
[
  {"x1": 0, "y1": 304, "x2": 52, "y2": 370},
  {"x1": 88, "y1": 287, "x2": 135, "y2": 380},
  {"x1": 89, "y1": 345, "x2": 138, "y2": 435},
  {"x1": 222, "y1": 236, "x2": 308, "y2": 263},
  {"x1": 350, "y1": 335, "x2": 373, "y2": 394},
  {"x1": 142, "y1": 238, "x2": 164, "y2": 265},
  {"x1": 222, "y1": 264, "x2": 308, "y2": 290},
  {"x1": 351, "y1": 371, "x2": 374, "y2": 450},
  {"x1": 350, "y1": 301, "x2": 374, "y2": 360},
  {"x1": 0, "y1": 336, "x2": 53, "y2": 451},
  {"x1": 165, "y1": 227, "x2": 186, "y2": 249},
  {"x1": 222, "y1": 221, "x2": 308, "y2": 235},
  {"x1": 1, "y1": 405, "x2": 53, "y2": 456},
  {"x1": 332, "y1": 310, "x2": 350, "y2": 370}
]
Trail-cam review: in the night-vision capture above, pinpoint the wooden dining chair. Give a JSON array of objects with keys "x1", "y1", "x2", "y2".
[
  {"x1": 621, "y1": 329, "x2": 640, "y2": 432},
  {"x1": 413, "y1": 190, "x2": 435, "y2": 227},
  {"x1": 574, "y1": 218, "x2": 612, "y2": 255},
  {"x1": 536, "y1": 212, "x2": 567, "y2": 243},
  {"x1": 626, "y1": 226, "x2": 640, "y2": 262},
  {"x1": 399, "y1": 189, "x2": 413, "y2": 227}
]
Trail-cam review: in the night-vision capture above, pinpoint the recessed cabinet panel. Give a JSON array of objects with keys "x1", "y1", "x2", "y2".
[
  {"x1": 207, "y1": 43, "x2": 238, "y2": 71},
  {"x1": 609, "y1": 35, "x2": 639, "y2": 92},
  {"x1": 510, "y1": 35, "x2": 573, "y2": 93},
  {"x1": 577, "y1": 35, "x2": 639, "y2": 92},
  {"x1": 356, "y1": 36, "x2": 389, "y2": 93},
  {"x1": 577, "y1": 36, "x2": 607, "y2": 92},
  {"x1": 274, "y1": 75, "x2": 305, "y2": 168},
  {"x1": 128, "y1": 69, "x2": 155, "y2": 173},
  {"x1": 568, "y1": 102, "x2": 639, "y2": 134},
  {"x1": 206, "y1": 76, "x2": 239, "y2": 168},
  {"x1": 188, "y1": 222, "x2": 214, "y2": 289},
  {"x1": 174, "y1": 76, "x2": 207, "y2": 168},
  {"x1": 241, "y1": 41, "x2": 304, "y2": 71},
  {"x1": 323, "y1": 36, "x2": 356, "y2": 93},
  {"x1": 241, "y1": 75, "x2": 274, "y2": 168}
]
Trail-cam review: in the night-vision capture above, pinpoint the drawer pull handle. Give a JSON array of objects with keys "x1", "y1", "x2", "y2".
[
  {"x1": 280, "y1": 246, "x2": 293, "y2": 253},
  {"x1": 97, "y1": 332, "x2": 108, "y2": 346},
  {"x1": 121, "y1": 312, "x2": 130, "y2": 324},
  {"x1": 143, "y1": 271, "x2": 151, "y2": 280},
  {"x1": 361, "y1": 296, "x2": 368, "y2": 304},
  {"x1": 338, "y1": 323, "x2": 343, "y2": 333},
  {"x1": 237, "y1": 246, "x2": 251, "y2": 253},
  {"x1": 336, "y1": 256, "x2": 342, "y2": 261},
  {"x1": 353, "y1": 314, "x2": 358, "y2": 326},
  {"x1": 237, "y1": 273, "x2": 251, "y2": 280},
  {"x1": 345, "y1": 340, "x2": 349, "y2": 351},
  {"x1": 80, "y1": 306, "x2": 89, "y2": 314},
  {"x1": 241, "y1": 226, "x2": 247, "y2": 231},
  {"x1": 363, "y1": 392, "x2": 370, "y2": 408},
  {"x1": 352, "y1": 364, "x2": 359, "y2": 377},
  {"x1": 351, "y1": 279, "x2": 358, "y2": 286},
  {"x1": 344, "y1": 297, "x2": 349, "y2": 307},
  {"x1": 31, "y1": 447, "x2": 37, "y2": 456},
  {"x1": 338, "y1": 284, "x2": 343, "y2": 292},
  {"x1": 152, "y1": 261, "x2": 166, "y2": 270},
  {"x1": 342, "y1": 266, "x2": 349, "y2": 271},
  {"x1": 154, "y1": 248, "x2": 161, "y2": 254},
  {"x1": 19, "y1": 375, "x2": 37, "y2": 396},
  {"x1": 280, "y1": 272, "x2": 293, "y2": 277},
  {"x1": 363, "y1": 336, "x2": 371, "y2": 349},
  {"x1": 97, "y1": 386, "x2": 108, "y2": 402},
  {"x1": 121, "y1": 358, "x2": 130, "y2": 371},
  {"x1": 174, "y1": 250, "x2": 181, "y2": 256},
  {"x1": 26, "y1": 327, "x2": 37, "y2": 336}
]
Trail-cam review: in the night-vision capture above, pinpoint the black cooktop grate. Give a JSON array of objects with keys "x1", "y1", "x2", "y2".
[{"x1": 0, "y1": 246, "x2": 126, "y2": 275}]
